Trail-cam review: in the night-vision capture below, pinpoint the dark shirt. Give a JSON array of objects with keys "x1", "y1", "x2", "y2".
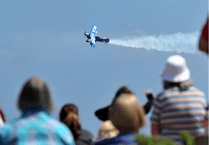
[
  {"x1": 75, "y1": 129, "x2": 94, "y2": 145},
  {"x1": 95, "y1": 133, "x2": 140, "y2": 145}
]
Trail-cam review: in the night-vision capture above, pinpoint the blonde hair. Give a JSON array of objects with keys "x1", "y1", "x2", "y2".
[
  {"x1": 110, "y1": 94, "x2": 146, "y2": 133},
  {"x1": 97, "y1": 120, "x2": 119, "y2": 141},
  {"x1": 18, "y1": 77, "x2": 54, "y2": 112}
]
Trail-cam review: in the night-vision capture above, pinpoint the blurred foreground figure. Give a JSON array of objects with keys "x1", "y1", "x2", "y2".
[
  {"x1": 0, "y1": 117, "x2": 3, "y2": 128},
  {"x1": 95, "y1": 89, "x2": 146, "y2": 145},
  {"x1": 194, "y1": 105, "x2": 209, "y2": 145},
  {"x1": 199, "y1": 17, "x2": 208, "y2": 54},
  {"x1": 0, "y1": 108, "x2": 6, "y2": 127},
  {"x1": 97, "y1": 120, "x2": 119, "y2": 141},
  {"x1": 60, "y1": 104, "x2": 94, "y2": 145},
  {"x1": 204, "y1": 106, "x2": 208, "y2": 135},
  {"x1": 0, "y1": 77, "x2": 74, "y2": 145},
  {"x1": 151, "y1": 55, "x2": 207, "y2": 145}
]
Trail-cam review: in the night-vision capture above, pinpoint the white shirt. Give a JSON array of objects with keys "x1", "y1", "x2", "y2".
[{"x1": 0, "y1": 116, "x2": 4, "y2": 127}]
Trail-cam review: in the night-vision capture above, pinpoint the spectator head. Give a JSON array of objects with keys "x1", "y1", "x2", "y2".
[
  {"x1": 18, "y1": 77, "x2": 54, "y2": 113},
  {"x1": 161, "y1": 55, "x2": 190, "y2": 83},
  {"x1": 59, "y1": 104, "x2": 81, "y2": 140},
  {"x1": 110, "y1": 94, "x2": 146, "y2": 134},
  {"x1": 111, "y1": 86, "x2": 134, "y2": 105},
  {"x1": 95, "y1": 86, "x2": 134, "y2": 121},
  {"x1": 97, "y1": 120, "x2": 119, "y2": 141},
  {"x1": 60, "y1": 104, "x2": 78, "y2": 121}
]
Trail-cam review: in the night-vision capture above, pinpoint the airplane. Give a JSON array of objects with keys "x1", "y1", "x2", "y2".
[{"x1": 84, "y1": 25, "x2": 109, "y2": 48}]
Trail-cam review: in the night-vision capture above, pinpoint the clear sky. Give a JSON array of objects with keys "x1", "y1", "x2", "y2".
[{"x1": 0, "y1": 0, "x2": 208, "y2": 138}]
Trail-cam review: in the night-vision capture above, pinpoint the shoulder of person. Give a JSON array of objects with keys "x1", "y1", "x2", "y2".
[
  {"x1": 42, "y1": 116, "x2": 72, "y2": 135},
  {"x1": 51, "y1": 119, "x2": 70, "y2": 132},
  {"x1": 77, "y1": 128, "x2": 94, "y2": 144},
  {"x1": 81, "y1": 129, "x2": 94, "y2": 137},
  {"x1": 0, "y1": 117, "x2": 20, "y2": 131},
  {"x1": 188, "y1": 86, "x2": 205, "y2": 96},
  {"x1": 0, "y1": 117, "x2": 21, "y2": 141},
  {"x1": 155, "y1": 91, "x2": 169, "y2": 101},
  {"x1": 155, "y1": 87, "x2": 179, "y2": 102},
  {"x1": 54, "y1": 120, "x2": 75, "y2": 144},
  {"x1": 95, "y1": 137, "x2": 115, "y2": 145}
]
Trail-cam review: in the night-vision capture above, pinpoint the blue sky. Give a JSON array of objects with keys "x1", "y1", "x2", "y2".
[{"x1": 0, "y1": 0, "x2": 208, "y2": 138}]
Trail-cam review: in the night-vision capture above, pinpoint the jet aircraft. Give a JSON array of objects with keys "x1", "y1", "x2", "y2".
[{"x1": 84, "y1": 25, "x2": 109, "y2": 48}]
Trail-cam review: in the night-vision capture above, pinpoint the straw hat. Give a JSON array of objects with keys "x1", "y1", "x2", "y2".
[{"x1": 161, "y1": 55, "x2": 190, "y2": 82}]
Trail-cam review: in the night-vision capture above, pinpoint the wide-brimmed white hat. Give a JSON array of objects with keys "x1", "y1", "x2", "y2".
[{"x1": 161, "y1": 55, "x2": 190, "y2": 82}]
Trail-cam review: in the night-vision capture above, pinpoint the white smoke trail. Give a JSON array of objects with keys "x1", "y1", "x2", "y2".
[{"x1": 109, "y1": 32, "x2": 200, "y2": 54}]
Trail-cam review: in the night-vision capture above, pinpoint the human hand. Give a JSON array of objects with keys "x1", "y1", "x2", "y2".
[
  {"x1": 146, "y1": 89, "x2": 152, "y2": 95},
  {"x1": 146, "y1": 89, "x2": 154, "y2": 100}
]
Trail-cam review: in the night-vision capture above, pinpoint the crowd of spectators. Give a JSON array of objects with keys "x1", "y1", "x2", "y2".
[{"x1": 0, "y1": 54, "x2": 208, "y2": 145}]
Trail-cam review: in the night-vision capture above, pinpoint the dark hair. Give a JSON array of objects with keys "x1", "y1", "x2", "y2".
[
  {"x1": 0, "y1": 108, "x2": 6, "y2": 123},
  {"x1": 163, "y1": 81, "x2": 180, "y2": 90},
  {"x1": 60, "y1": 104, "x2": 78, "y2": 121},
  {"x1": 60, "y1": 104, "x2": 81, "y2": 140},
  {"x1": 163, "y1": 80, "x2": 194, "y2": 91},
  {"x1": 95, "y1": 86, "x2": 153, "y2": 121},
  {"x1": 18, "y1": 77, "x2": 53, "y2": 112},
  {"x1": 111, "y1": 86, "x2": 133, "y2": 105}
]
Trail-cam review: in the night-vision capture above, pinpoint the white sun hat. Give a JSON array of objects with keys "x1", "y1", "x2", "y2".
[{"x1": 161, "y1": 55, "x2": 190, "y2": 82}]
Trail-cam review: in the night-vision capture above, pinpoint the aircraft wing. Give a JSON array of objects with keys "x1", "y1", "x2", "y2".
[{"x1": 89, "y1": 25, "x2": 98, "y2": 48}]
